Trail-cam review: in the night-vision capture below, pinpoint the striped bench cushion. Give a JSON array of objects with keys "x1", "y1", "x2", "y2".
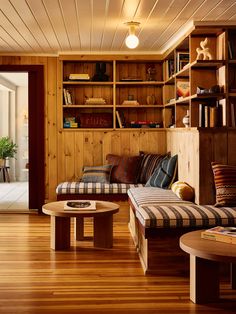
[
  {"x1": 128, "y1": 187, "x2": 191, "y2": 210},
  {"x1": 56, "y1": 182, "x2": 144, "y2": 195},
  {"x1": 136, "y1": 204, "x2": 236, "y2": 228}
]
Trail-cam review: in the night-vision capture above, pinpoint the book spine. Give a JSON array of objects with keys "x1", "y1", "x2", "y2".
[
  {"x1": 199, "y1": 104, "x2": 205, "y2": 127},
  {"x1": 201, "y1": 232, "x2": 236, "y2": 244}
]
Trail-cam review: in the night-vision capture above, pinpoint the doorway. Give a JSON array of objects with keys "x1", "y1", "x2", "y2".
[
  {"x1": 0, "y1": 72, "x2": 29, "y2": 210},
  {"x1": 0, "y1": 65, "x2": 44, "y2": 213}
]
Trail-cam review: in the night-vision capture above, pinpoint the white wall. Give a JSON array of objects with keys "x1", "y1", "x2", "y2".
[{"x1": 16, "y1": 86, "x2": 28, "y2": 182}]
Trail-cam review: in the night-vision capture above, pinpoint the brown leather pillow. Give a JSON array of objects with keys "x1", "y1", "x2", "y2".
[{"x1": 106, "y1": 154, "x2": 142, "y2": 184}]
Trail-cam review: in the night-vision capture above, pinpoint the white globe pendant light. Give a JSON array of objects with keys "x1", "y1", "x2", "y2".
[{"x1": 124, "y1": 21, "x2": 140, "y2": 49}]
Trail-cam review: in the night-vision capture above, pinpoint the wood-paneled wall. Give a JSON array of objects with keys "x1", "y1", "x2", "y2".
[
  {"x1": 1, "y1": 55, "x2": 235, "y2": 206},
  {"x1": 167, "y1": 128, "x2": 236, "y2": 204},
  {"x1": 57, "y1": 130, "x2": 167, "y2": 183}
]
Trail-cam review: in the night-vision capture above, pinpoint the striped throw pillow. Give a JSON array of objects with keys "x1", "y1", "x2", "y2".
[
  {"x1": 138, "y1": 153, "x2": 167, "y2": 183},
  {"x1": 212, "y1": 162, "x2": 236, "y2": 206},
  {"x1": 145, "y1": 155, "x2": 178, "y2": 189},
  {"x1": 81, "y1": 165, "x2": 113, "y2": 184}
]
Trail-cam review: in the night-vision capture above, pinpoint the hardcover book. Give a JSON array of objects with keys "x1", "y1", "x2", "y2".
[{"x1": 201, "y1": 226, "x2": 236, "y2": 244}]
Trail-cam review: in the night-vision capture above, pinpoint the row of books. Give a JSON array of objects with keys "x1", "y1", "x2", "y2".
[
  {"x1": 199, "y1": 101, "x2": 226, "y2": 127},
  {"x1": 63, "y1": 88, "x2": 73, "y2": 105},
  {"x1": 201, "y1": 226, "x2": 236, "y2": 244},
  {"x1": 163, "y1": 59, "x2": 175, "y2": 80}
]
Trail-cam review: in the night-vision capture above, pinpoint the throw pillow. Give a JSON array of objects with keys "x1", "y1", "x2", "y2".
[
  {"x1": 171, "y1": 181, "x2": 194, "y2": 201},
  {"x1": 145, "y1": 154, "x2": 178, "y2": 189},
  {"x1": 211, "y1": 162, "x2": 236, "y2": 207},
  {"x1": 81, "y1": 164, "x2": 113, "y2": 184},
  {"x1": 138, "y1": 152, "x2": 168, "y2": 183},
  {"x1": 106, "y1": 154, "x2": 142, "y2": 184}
]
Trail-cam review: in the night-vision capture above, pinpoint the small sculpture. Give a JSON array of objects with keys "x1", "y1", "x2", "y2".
[{"x1": 196, "y1": 37, "x2": 213, "y2": 60}]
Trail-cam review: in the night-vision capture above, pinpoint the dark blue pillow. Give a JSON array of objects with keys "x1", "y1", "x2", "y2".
[{"x1": 145, "y1": 155, "x2": 178, "y2": 189}]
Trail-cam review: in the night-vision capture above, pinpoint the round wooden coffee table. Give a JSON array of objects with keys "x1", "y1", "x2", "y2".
[
  {"x1": 42, "y1": 200, "x2": 119, "y2": 250},
  {"x1": 180, "y1": 230, "x2": 236, "y2": 304}
]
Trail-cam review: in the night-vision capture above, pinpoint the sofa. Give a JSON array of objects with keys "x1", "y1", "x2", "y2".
[
  {"x1": 128, "y1": 185, "x2": 236, "y2": 275},
  {"x1": 56, "y1": 152, "x2": 167, "y2": 201},
  {"x1": 56, "y1": 153, "x2": 236, "y2": 276}
]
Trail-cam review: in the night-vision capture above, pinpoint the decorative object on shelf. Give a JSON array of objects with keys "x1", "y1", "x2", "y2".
[
  {"x1": 92, "y1": 62, "x2": 109, "y2": 81},
  {"x1": 176, "y1": 52, "x2": 189, "y2": 72},
  {"x1": 0, "y1": 137, "x2": 17, "y2": 167},
  {"x1": 176, "y1": 80, "x2": 190, "y2": 98},
  {"x1": 182, "y1": 110, "x2": 190, "y2": 127},
  {"x1": 124, "y1": 21, "x2": 140, "y2": 49},
  {"x1": 84, "y1": 97, "x2": 106, "y2": 105},
  {"x1": 196, "y1": 85, "x2": 221, "y2": 94},
  {"x1": 146, "y1": 95, "x2": 156, "y2": 105},
  {"x1": 146, "y1": 63, "x2": 156, "y2": 81},
  {"x1": 196, "y1": 37, "x2": 213, "y2": 60}
]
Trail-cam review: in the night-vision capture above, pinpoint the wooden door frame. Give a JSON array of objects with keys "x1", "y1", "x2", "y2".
[{"x1": 0, "y1": 65, "x2": 45, "y2": 212}]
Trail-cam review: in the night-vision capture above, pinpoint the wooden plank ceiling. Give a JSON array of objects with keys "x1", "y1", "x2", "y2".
[{"x1": 0, "y1": 0, "x2": 235, "y2": 54}]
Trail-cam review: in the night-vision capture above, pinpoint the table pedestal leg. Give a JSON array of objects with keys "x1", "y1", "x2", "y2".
[
  {"x1": 74, "y1": 217, "x2": 84, "y2": 241},
  {"x1": 231, "y1": 263, "x2": 236, "y2": 289},
  {"x1": 94, "y1": 215, "x2": 113, "y2": 248},
  {"x1": 190, "y1": 255, "x2": 219, "y2": 303},
  {"x1": 51, "y1": 216, "x2": 70, "y2": 250}
]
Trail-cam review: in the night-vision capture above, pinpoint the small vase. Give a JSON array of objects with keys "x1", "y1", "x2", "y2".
[
  {"x1": 182, "y1": 110, "x2": 190, "y2": 127},
  {"x1": 146, "y1": 95, "x2": 155, "y2": 105}
]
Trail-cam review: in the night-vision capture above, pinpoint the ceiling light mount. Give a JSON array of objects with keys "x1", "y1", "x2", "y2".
[{"x1": 125, "y1": 21, "x2": 140, "y2": 49}]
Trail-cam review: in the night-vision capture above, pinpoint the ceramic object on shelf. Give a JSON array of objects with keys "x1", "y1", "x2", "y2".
[
  {"x1": 183, "y1": 110, "x2": 190, "y2": 127},
  {"x1": 146, "y1": 95, "x2": 155, "y2": 105}
]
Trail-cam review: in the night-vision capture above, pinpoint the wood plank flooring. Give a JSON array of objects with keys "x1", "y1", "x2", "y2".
[{"x1": 0, "y1": 213, "x2": 235, "y2": 314}]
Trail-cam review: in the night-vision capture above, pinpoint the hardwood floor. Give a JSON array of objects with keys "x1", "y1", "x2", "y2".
[
  {"x1": 0, "y1": 182, "x2": 28, "y2": 211},
  {"x1": 0, "y1": 213, "x2": 235, "y2": 314}
]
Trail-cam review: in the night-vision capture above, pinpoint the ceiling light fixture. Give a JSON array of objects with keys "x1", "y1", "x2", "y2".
[{"x1": 125, "y1": 21, "x2": 140, "y2": 49}]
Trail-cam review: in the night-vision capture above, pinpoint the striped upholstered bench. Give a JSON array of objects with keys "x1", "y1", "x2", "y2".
[
  {"x1": 127, "y1": 187, "x2": 236, "y2": 275},
  {"x1": 56, "y1": 181, "x2": 144, "y2": 202}
]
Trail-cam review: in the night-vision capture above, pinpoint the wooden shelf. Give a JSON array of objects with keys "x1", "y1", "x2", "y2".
[
  {"x1": 63, "y1": 105, "x2": 113, "y2": 108},
  {"x1": 63, "y1": 81, "x2": 114, "y2": 85},
  {"x1": 116, "y1": 81, "x2": 164, "y2": 85},
  {"x1": 190, "y1": 60, "x2": 225, "y2": 68}
]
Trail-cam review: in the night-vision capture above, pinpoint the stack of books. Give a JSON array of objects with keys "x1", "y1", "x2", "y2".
[
  {"x1": 85, "y1": 98, "x2": 106, "y2": 105},
  {"x1": 201, "y1": 226, "x2": 236, "y2": 244}
]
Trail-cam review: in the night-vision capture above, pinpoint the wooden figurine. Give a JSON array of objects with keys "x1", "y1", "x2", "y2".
[{"x1": 196, "y1": 37, "x2": 213, "y2": 60}]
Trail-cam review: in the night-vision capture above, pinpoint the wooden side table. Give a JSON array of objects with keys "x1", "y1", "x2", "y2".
[
  {"x1": 0, "y1": 166, "x2": 10, "y2": 182},
  {"x1": 42, "y1": 200, "x2": 119, "y2": 250},
  {"x1": 180, "y1": 230, "x2": 236, "y2": 304}
]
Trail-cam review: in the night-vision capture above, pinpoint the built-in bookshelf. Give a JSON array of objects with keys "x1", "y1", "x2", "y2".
[
  {"x1": 58, "y1": 56, "x2": 164, "y2": 130},
  {"x1": 58, "y1": 25, "x2": 236, "y2": 130}
]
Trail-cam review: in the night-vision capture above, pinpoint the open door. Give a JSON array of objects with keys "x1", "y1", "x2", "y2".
[{"x1": 0, "y1": 65, "x2": 45, "y2": 212}]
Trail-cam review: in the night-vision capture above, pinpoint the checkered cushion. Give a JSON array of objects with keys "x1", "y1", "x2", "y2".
[
  {"x1": 128, "y1": 187, "x2": 191, "y2": 211},
  {"x1": 136, "y1": 204, "x2": 236, "y2": 228},
  {"x1": 56, "y1": 182, "x2": 144, "y2": 195}
]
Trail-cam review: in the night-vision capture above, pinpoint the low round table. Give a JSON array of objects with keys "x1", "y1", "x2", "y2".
[
  {"x1": 42, "y1": 200, "x2": 119, "y2": 250},
  {"x1": 180, "y1": 230, "x2": 236, "y2": 304}
]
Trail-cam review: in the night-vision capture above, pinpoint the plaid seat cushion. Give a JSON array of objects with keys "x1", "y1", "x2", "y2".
[
  {"x1": 56, "y1": 182, "x2": 144, "y2": 195},
  {"x1": 136, "y1": 204, "x2": 236, "y2": 228},
  {"x1": 128, "y1": 187, "x2": 191, "y2": 211}
]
